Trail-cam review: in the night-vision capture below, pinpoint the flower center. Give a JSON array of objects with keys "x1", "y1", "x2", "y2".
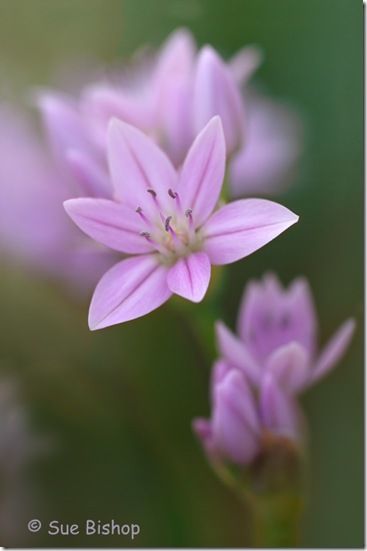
[{"x1": 136, "y1": 188, "x2": 200, "y2": 262}]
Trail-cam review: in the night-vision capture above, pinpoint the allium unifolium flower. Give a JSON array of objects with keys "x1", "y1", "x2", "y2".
[
  {"x1": 64, "y1": 118, "x2": 298, "y2": 329},
  {"x1": 216, "y1": 274, "x2": 355, "y2": 391},
  {"x1": 37, "y1": 28, "x2": 302, "y2": 198},
  {"x1": 193, "y1": 362, "x2": 299, "y2": 465},
  {"x1": 193, "y1": 274, "x2": 354, "y2": 467}
]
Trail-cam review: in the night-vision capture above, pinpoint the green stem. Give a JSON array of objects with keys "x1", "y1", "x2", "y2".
[
  {"x1": 169, "y1": 265, "x2": 228, "y2": 361},
  {"x1": 249, "y1": 490, "x2": 303, "y2": 547},
  {"x1": 212, "y1": 439, "x2": 304, "y2": 547}
]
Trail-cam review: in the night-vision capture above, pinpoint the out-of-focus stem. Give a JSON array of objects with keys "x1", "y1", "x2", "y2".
[
  {"x1": 247, "y1": 438, "x2": 304, "y2": 547},
  {"x1": 249, "y1": 489, "x2": 303, "y2": 547},
  {"x1": 212, "y1": 436, "x2": 305, "y2": 548},
  {"x1": 169, "y1": 265, "x2": 227, "y2": 361}
]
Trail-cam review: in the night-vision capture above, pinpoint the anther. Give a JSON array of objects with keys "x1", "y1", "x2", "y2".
[
  {"x1": 168, "y1": 188, "x2": 178, "y2": 199},
  {"x1": 147, "y1": 188, "x2": 157, "y2": 199},
  {"x1": 165, "y1": 216, "x2": 172, "y2": 232},
  {"x1": 185, "y1": 208, "x2": 193, "y2": 219},
  {"x1": 140, "y1": 231, "x2": 151, "y2": 240},
  {"x1": 136, "y1": 206, "x2": 150, "y2": 224}
]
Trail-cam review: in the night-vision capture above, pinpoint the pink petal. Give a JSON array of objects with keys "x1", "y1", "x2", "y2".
[
  {"x1": 230, "y1": 93, "x2": 303, "y2": 197},
  {"x1": 212, "y1": 370, "x2": 260, "y2": 464},
  {"x1": 210, "y1": 358, "x2": 232, "y2": 395},
  {"x1": 265, "y1": 342, "x2": 310, "y2": 394},
  {"x1": 194, "y1": 46, "x2": 245, "y2": 155},
  {"x1": 81, "y1": 86, "x2": 153, "y2": 148},
  {"x1": 166, "y1": 251, "x2": 211, "y2": 302},
  {"x1": 37, "y1": 91, "x2": 88, "y2": 164},
  {"x1": 66, "y1": 149, "x2": 110, "y2": 198},
  {"x1": 236, "y1": 274, "x2": 316, "y2": 363},
  {"x1": 64, "y1": 198, "x2": 154, "y2": 254},
  {"x1": 89, "y1": 254, "x2": 171, "y2": 330},
  {"x1": 237, "y1": 274, "x2": 282, "y2": 342},
  {"x1": 260, "y1": 373, "x2": 299, "y2": 440},
  {"x1": 192, "y1": 418, "x2": 217, "y2": 461},
  {"x1": 229, "y1": 46, "x2": 263, "y2": 85},
  {"x1": 203, "y1": 199, "x2": 299, "y2": 265},
  {"x1": 156, "y1": 77, "x2": 194, "y2": 167},
  {"x1": 179, "y1": 116, "x2": 225, "y2": 226},
  {"x1": 286, "y1": 277, "x2": 317, "y2": 356},
  {"x1": 215, "y1": 321, "x2": 260, "y2": 385},
  {"x1": 311, "y1": 319, "x2": 356, "y2": 384},
  {"x1": 151, "y1": 29, "x2": 196, "y2": 166},
  {"x1": 107, "y1": 119, "x2": 177, "y2": 215},
  {"x1": 154, "y1": 28, "x2": 196, "y2": 83}
]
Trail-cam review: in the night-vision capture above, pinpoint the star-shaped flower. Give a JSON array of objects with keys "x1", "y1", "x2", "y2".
[{"x1": 65, "y1": 118, "x2": 298, "y2": 329}]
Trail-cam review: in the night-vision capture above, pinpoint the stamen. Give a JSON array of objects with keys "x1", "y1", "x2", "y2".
[
  {"x1": 136, "y1": 206, "x2": 149, "y2": 224},
  {"x1": 140, "y1": 231, "x2": 152, "y2": 242},
  {"x1": 165, "y1": 216, "x2": 172, "y2": 232},
  {"x1": 147, "y1": 188, "x2": 157, "y2": 199},
  {"x1": 168, "y1": 188, "x2": 182, "y2": 212},
  {"x1": 185, "y1": 208, "x2": 193, "y2": 221}
]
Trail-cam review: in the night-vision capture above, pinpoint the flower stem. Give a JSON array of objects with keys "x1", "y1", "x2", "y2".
[
  {"x1": 248, "y1": 489, "x2": 303, "y2": 547},
  {"x1": 169, "y1": 265, "x2": 227, "y2": 361},
  {"x1": 213, "y1": 437, "x2": 304, "y2": 547},
  {"x1": 246, "y1": 439, "x2": 304, "y2": 547}
]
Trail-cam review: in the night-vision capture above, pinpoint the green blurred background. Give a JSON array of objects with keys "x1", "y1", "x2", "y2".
[{"x1": 0, "y1": 0, "x2": 363, "y2": 547}]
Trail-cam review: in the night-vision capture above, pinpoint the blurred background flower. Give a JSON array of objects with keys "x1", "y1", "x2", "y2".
[
  {"x1": 0, "y1": 0, "x2": 362, "y2": 547},
  {"x1": 194, "y1": 273, "x2": 355, "y2": 472},
  {"x1": 0, "y1": 107, "x2": 116, "y2": 294}
]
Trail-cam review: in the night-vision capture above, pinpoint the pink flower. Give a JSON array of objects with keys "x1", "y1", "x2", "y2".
[
  {"x1": 37, "y1": 29, "x2": 197, "y2": 176},
  {"x1": 0, "y1": 106, "x2": 115, "y2": 292},
  {"x1": 37, "y1": 29, "x2": 301, "y2": 197},
  {"x1": 216, "y1": 273, "x2": 355, "y2": 392},
  {"x1": 64, "y1": 118, "x2": 298, "y2": 329},
  {"x1": 193, "y1": 361, "x2": 300, "y2": 465}
]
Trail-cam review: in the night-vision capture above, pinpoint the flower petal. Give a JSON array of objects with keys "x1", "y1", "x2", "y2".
[
  {"x1": 151, "y1": 28, "x2": 196, "y2": 166},
  {"x1": 237, "y1": 274, "x2": 282, "y2": 342},
  {"x1": 89, "y1": 255, "x2": 171, "y2": 330},
  {"x1": 286, "y1": 277, "x2": 317, "y2": 356},
  {"x1": 37, "y1": 91, "x2": 88, "y2": 164},
  {"x1": 215, "y1": 321, "x2": 260, "y2": 385},
  {"x1": 311, "y1": 318, "x2": 356, "y2": 385},
  {"x1": 81, "y1": 85, "x2": 153, "y2": 149},
  {"x1": 66, "y1": 149, "x2": 110, "y2": 198},
  {"x1": 230, "y1": 93, "x2": 302, "y2": 197},
  {"x1": 192, "y1": 418, "x2": 217, "y2": 461},
  {"x1": 236, "y1": 274, "x2": 316, "y2": 363},
  {"x1": 229, "y1": 46, "x2": 263, "y2": 85},
  {"x1": 260, "y1": 373, "x2": 299, "y2": 440},
  {"x1": 154, "y1": 28, "x2": 196, "y2": 83},
  {"x1": 212, "y1": 369, "x2": 260, "y2": 464},
  {"x1": 179, "y1": 116, "x2": 225, "y2": 226},
  {"x1": 203, "y1": 199, "x2": 299, "y2": 265},
  {"x1": 167, "y1": 251, "x2": 211, "y2": 302},
  {"x1": 107, "y1": 119, "x2": 177, "y2": 214},
  {"x1": 265, "y1": 342, "x2": 310, "y2": 394},
  {"x1": 210, "y1": 358, "x2": 232, "y2": 398},
  {"x1": 194, "y1": 46, "x2": 245, "y2": 155},
  {"x1": 64, "y1": 198, "x2": 154, "y2": 254}
]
